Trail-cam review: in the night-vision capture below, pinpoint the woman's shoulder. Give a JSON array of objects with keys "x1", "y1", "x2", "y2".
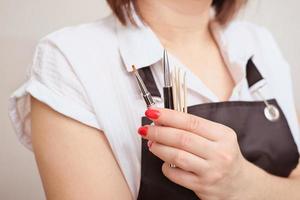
[
  {"x1": 223, "y1": 20, "x2": 290, "y2": 76},
  {"x1": 42, "y1": 14, "x2": 117, "y2": 45},
  {"x1": 223, "y1": 20, "x2": 292, "y2": 94},
  {"x1": 223, "y1": 20, "x2": 281, "y2": 56},
  {"x1": 37, "y1": 14, "x2": 120, "y2": 67},
  {"x1": 224, "y1": 20, "x2": 274, "y2": 43},
  {"x1": 31, "y1": 14, "x2": 123, "y2": 86}
]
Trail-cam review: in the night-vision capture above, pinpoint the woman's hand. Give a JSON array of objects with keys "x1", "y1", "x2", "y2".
[{"x1": 137, "y1": 107, "x2": 250, "y2": 200}]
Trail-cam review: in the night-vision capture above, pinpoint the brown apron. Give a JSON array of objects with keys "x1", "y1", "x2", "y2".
[{"x1": 136, "y1": 58, "x2": 299, "y2": 200}]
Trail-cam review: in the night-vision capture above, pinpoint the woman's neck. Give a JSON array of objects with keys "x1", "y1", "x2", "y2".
[{"x1": 136, "y1": 0, "x2": 213, "y2": 48}]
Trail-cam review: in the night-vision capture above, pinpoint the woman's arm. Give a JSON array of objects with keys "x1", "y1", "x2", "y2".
[
  {"x1": 239, "y1": 159, "x2": 300, "y2": 200},
  {"x1": 30, "y1": 96, "x2": 132, "y2": 200}
]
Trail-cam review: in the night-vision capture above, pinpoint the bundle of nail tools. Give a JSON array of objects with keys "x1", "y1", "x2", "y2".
[
  {"x1": 163, "y1": 50, "x2": 187, "y2": 113},
  {"x1": 132, "y1": 50, "x2": 187, "y2": 113},
  {"x1": 132, "y1": 50, "x2": 187, "y2": 169}
]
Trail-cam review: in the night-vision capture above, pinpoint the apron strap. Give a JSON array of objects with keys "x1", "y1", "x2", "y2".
[
  {"x1": 246, "y1": 57, "x2": 264, "y2": 87},
  {"x1": 137, "y1": 66, "x2": 162, "y2": 98}
]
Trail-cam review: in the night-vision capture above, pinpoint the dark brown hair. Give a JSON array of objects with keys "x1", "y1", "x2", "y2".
[{"x1": 106, "y1": 0, "x2": 247, "y2": 26}]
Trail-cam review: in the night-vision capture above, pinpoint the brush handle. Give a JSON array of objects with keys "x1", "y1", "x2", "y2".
[{"x1": 163, "y1": 87, "x2": 174, "y2": 109}]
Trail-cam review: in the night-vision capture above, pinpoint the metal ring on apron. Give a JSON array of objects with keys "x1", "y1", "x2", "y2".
[
  {"x1": 264, "y1": 104, "x2": 280, "y2": 122},
  {"x1": 254, "y1": 88, "x2": 280, "y2": 122}
]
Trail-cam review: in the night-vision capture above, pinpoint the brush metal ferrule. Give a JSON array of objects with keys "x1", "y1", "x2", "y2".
[{"x1": 142, "y1": 92, "x2": 155, "y2": 108}]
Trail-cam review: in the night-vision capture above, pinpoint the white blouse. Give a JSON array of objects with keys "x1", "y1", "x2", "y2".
[{"x1": 8, "y1": 11, "x2": 300, "y2": 199}]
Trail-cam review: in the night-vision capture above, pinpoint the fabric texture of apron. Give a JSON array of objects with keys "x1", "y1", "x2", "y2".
[{"x1": 136, "y1": 58, "x2": 299, "y2": 200}]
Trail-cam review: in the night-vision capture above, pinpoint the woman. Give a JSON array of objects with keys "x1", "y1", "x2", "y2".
[{"x1": 8, "y1": 0, "x2": 300, "y2": 199}]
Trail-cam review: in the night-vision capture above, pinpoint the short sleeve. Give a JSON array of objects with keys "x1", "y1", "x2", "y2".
[{"x1": 8, "y1": 38, "x2": 101, "y2": 151}]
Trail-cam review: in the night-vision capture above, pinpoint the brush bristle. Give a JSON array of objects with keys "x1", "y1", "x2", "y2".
[{"x1": 132, "y1": 65, "x2": 137, "y2": 72}]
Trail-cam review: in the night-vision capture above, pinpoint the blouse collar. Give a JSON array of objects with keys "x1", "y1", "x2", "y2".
[{"x1": 115, "y1": 6, "x2": 256, "y2": 83}]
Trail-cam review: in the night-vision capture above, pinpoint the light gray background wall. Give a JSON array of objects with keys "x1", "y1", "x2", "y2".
[{"x1": 1, "y1": 0, "x2": 299, "y2": 199}]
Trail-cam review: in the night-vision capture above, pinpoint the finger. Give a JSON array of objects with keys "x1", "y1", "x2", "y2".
[
  {"x1": 148, "y1": 105, "x2": 162, "y2": 126},
  {"x1": 142, "y1": 125, "x2": 214, "y2": 159},
  {"x1": 154, "y1": 121, "x2": 162, "y2": 126},
  {"x1": 161, "y1": 162, "x2": 200, "y2": 192},
  {"x1": 145, "y1": 107, "x2": 229, "y2": 141},
  {"x1": 149, "y1": 142, "x2": 208, "y2": 175}
]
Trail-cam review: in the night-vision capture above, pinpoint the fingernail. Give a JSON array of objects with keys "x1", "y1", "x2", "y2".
[
  {"x1": 145, "y1": 109, "x2": 160, "y2": 120},
  {"x1": 138, "y1": 126, "x2": 148, "y2": 136},
  {"x1": 147, "y1": 140, "x2": 153, "y2": 148}
]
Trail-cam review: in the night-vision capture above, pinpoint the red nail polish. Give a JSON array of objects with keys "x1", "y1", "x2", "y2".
[
  {"x1": 145, "y1": 109, "x2": 160, "y2": 120},
  {"x1": 138, "y1": 126, "x2": 148, "y2": 136},
  {"x1": 147, "y1": 140, "x2": 153, "y2": 148}
]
